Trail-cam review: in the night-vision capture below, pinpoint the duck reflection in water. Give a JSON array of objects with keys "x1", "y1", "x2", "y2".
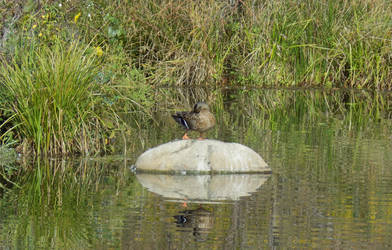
[{"x1": 173, "y1": 206, "x2": 213, "y2": 241}]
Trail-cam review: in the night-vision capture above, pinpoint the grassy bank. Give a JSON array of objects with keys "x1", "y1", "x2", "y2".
[
  {"x1": 91, "y1": 0, "x2": 392, "y2": 89},
  {"x1": 0, "y1": 0, "x2": 392, "y2": 156},
  {"x1": 2, "y1": 0, "x2": 392, "y2": 89}
]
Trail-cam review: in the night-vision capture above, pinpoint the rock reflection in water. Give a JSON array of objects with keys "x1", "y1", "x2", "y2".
[{"x1": 136, "y1": 173, "x2": 271, "y2": 203}]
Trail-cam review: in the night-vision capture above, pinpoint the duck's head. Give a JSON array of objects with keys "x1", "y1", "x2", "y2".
[{"x1": 193, "y1": 102, "x2": 210, "y2": 113}]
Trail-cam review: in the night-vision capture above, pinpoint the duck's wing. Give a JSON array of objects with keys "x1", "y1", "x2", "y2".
[{"x1": 172, "y1": 112, "x2": 192, "y2": 130}]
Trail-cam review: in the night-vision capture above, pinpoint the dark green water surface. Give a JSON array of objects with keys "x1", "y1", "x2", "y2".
[{"x1": 0, "y1": 89, "x2": 391, "y2": 249}]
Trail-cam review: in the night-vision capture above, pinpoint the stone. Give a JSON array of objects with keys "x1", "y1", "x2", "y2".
[{"x1": 135, "y1": 139, "x2": 270, "y2": 173}]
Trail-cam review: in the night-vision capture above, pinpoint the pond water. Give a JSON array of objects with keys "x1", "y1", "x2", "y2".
[{"x1": 0, "y1": 89, "x2": 392, "y2": 249}]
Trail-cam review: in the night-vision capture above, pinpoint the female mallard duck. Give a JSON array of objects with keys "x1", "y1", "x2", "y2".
[{"x1": 172, "y1": 102, "x2": 215, "y2": 140}]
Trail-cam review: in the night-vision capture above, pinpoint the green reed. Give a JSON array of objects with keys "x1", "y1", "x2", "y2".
[{"x1": 0, "y1": 40, "x2": 111, "y2": 156}]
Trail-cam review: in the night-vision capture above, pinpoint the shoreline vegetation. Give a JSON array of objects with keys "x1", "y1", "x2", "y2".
[{"x1": 1, "y1": 0, "x2": 392, "y2": 156}]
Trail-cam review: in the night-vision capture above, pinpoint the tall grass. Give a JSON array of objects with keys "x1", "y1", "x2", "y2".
[
  {"x1": 2, "y1": 0, "x2": 392, "y2": 89},
  {"x1": 77, "y1": 0, "x2": 392, "y2": 89},
  {"x1": 0, "y1": 40, "x2": 111, "y2": 156}
]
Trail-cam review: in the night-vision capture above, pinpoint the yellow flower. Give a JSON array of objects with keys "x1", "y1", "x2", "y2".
[
  {"x1": 95, "y1": 46, "x2": 103, "y2": 57},
  {"x1": 38, "y1": 33, "x2": 43, "y2": 37},
  {"x1": 32, "y1": 24, "x2": 37, "y2": 29},
  {"x1": 74, "y1": 12, "x2": 81, "y2": 23}
]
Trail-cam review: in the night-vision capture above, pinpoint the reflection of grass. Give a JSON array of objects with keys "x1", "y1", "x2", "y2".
[
  {"x1": 155, "y1": 87, "x2": 391, "y2": 132},
  {"x1": 0, "y1": 145, "x2": 19, "y2": 190},
  {"x1": 130, "y1": 87, "x2": 391, "y2": 155},
  {"x1": 0, "y1": 157, "x2": 137, "y2": 249},
  {"x1": 217, "y1": 89, "x2": 392, "y2": 131},
  {"x1": 0, "y1": 89, "x2": 390, "y2": 248}
]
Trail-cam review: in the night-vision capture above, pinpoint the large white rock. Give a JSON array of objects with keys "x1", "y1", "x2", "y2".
[{"x1": 135, "y1": 139, "x2": 270, "y2": 173}]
